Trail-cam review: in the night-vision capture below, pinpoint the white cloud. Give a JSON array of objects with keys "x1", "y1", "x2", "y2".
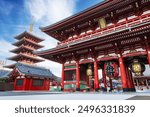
[
  {"x1": 0, "y1": 39, "x2": 15, "y2": 66},
  {"x1": 25, "y1": 0, "x2": 76, "y2": 24},
  {"x1": 24, "y1": 0, "x2": 77, "y2": 77}
]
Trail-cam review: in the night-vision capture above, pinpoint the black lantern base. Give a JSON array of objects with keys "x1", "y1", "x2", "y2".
[{"x1": 61, "y1": 88, "x2": 64, "y2": 91}]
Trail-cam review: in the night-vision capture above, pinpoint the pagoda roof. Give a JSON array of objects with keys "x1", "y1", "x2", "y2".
[
  {"x1": 4, "y1": 63, "x2": 16, "y2": 69},
  {"x1": 7, "y1": 53, "x2": 44, "y2": 63},
  {"x1": 10, "y1": 45, "x2": 35, "y2": 54},
  {"x1": 15, "y1": 31, "x2": 44, "y2": 42},
  {"x1": 12, "y1": 38, "x2": 44, "y2": 49},
  {"x1": 40, "y1": 0, "x2": 136, "y2": 41},
  {"x1": 0, "y1": 69, "x2": 11, "y2": 79},
  {"x1": 14, "y1": 62, "x2": 57, "y2": 79}
]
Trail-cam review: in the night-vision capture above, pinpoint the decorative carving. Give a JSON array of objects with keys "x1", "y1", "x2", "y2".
[{"x1": 116, "y1": 5, "x2": 133, "y2": 14}]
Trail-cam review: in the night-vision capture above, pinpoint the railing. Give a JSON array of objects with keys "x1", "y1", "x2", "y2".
[{"x1": 59, "y1": 13, "x2": 150, "y2": 46}]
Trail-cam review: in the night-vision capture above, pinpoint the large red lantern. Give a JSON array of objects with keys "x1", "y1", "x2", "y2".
[{"x1": 104, "y1": 61, "x2": 119, "y2": 79}]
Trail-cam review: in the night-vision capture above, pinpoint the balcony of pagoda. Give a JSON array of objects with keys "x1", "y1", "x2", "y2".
[
  {"x1": 8, "y1": 53, "x2": 44, "y2": 63},
  {"x1": 57, "y1": 12, "x2": 150, "y2": 46},
  {"x1": 15, "y1": 31, "x2": 44, "y2": 43},
  {"x1": 10, "y1": 45, "x2": 35, "y2": 54},
  {"x1": 13, "y1": 38, "x2": 44, "y2": 50}
]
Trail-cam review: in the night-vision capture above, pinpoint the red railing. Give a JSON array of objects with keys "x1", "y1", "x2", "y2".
[{"x1": 59, "y1": 13, "x2": 150, "y2": 46}]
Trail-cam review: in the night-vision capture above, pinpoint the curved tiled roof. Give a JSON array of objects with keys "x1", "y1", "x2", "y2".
[
  {"x1": 0, "y1": 69, "x2": 11, "y2": 79},
  {"x1": 15, "y1": 31, "x2": 44, "y2": 42},
  {"x1": 15, "y1": 63, "x2": 58, "y2": 80}
]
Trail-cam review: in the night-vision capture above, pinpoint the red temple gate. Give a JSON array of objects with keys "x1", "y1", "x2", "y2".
[{"x1": 35, "y1": 0, "x2": 150, "y2": 92}]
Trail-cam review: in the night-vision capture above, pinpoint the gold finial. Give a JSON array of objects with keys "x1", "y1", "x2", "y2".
[{"x1": 29, "y1": 17, "x2": 34, "y2": 32}]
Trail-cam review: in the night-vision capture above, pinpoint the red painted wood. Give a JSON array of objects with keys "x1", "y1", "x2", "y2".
[
  {"x1": 14, "y1": 78, "x2": 50, "y2": 91},
  {"x1": 146, "y1": 45, "x2": 150, "y2": 65},
  {"x1": 119, "y1": 56, "x2": 128, "y2": 90},
  {"x1": 94, "y1": 60, "x2": 99, "y2": 90},
  {"x1": 125, "y1": 66, "x2": 131, "y2": 89},
  {"x1": 76, "y1": 61, "x2": 80, "y2": 89},
  {"x1": 109, "y1": 79, "x2": 113, "y2": 89},
  {"x1": 128, "y1": 69, "x2": 135, "y2": 89},
  {"x1": 61, "y1": 63, "x2": 65, "y2": 89}
]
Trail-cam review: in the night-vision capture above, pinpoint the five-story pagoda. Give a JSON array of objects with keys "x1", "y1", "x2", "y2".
[{"x1": 5, "y1": 31, "x2": 44, "y2": 68}]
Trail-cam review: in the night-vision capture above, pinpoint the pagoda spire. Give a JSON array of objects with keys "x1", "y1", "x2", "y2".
[{"x1": 29, "y1": 18, "x2": 34, "y2": 32}]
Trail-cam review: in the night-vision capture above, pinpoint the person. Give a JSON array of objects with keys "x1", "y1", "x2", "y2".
[{"x1": 100, "y1": 83, "x2": 105, "y2": 91}]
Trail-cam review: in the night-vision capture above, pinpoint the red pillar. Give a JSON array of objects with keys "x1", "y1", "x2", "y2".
[
  {"x1": 109, "y1": 79, "x2": 113, "y2": 90},
  {"x1": 125, "y1": 65, "x2": 131, "y2": 89},
  {"x1": 23, "y1": 78, "x2": 27, "y2": 90},
  {"x1": 14, "y1": 78, "x2": 17, "y2": 90},
  {"x1": 94, "y1": 60, "x2": 99, "y2": 91},
  {"x1": 61, "y1": 63, "x2": 65, "y2": 91},
  {"x1": 76, "y1": 61, "x2": 80, "y2": 91},
  {"x1": 119, "y1": 56, "x2": 128, "y2": 92},
  {"x1": 125, "y1": 64, "x2": 136, "y2": 92},
  {"x1": 146, "y1": 45, "x2": 150, "y2": 65},
  {"x1": 128, "y1": 69, "x2": 136, "y2": 92},
  {"x1": 29, "y1": 78, "x2": 32, "y2": 90}
]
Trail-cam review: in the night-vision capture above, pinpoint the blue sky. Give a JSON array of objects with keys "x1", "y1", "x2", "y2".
[{"x1": 0, "y1": 0, "x2": 103, "y2": 76}]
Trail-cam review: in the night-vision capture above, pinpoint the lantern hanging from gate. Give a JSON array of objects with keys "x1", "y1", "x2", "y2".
[
  {"x1": 104, "y1": 61, "x2": 119, "y2": 79},
  {"x1": 130, "y1": 59, "x2": 145, "y2": 76},
  {"x1": 86, "y1": 64, "x2": 93, "y2": 79}
]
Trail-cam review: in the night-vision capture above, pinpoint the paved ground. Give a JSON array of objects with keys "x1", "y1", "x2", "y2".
[
  {"x1": 0, "y1": 91, "x2": 150, "y2": 100},
  {"x1": 0, "y1": 91, "x2": 63, "y2": 97},
  {"x1": 127, "y1": 96, "x2": 150, "y2": 100}
]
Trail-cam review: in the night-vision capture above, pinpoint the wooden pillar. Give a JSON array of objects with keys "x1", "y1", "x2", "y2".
[
  {"x1": 136, "y1": 79, "x2": 139, "y2": 90},
  {"x1": 125, "y1": 65, "x2": 132, "y2": 89},
  {"x1": 29, "y1": 78, "x2": 32, "y2": 90},
  {"x1": 128, "y1": 69, "x2": 136, "y2": 92},
  {"x1": 61, "y1": 63, "x2": 65, "y2": 91},
  {"x1": 146, "y1": 80, "x2": 149, "y2": 89},
  {"x1": 146, "y1": 45, "x2": 150, "y2": 65},
  {"x1": 119, "y1": 55, "x2": 128, "y2": 92},
  {"x1": 102, "y1": 68, "x2": 107, "y2": 90},
  {"x1": 94, "y1": 60, "x2": 99, "y2": 91},
  {"x1": 14, "y1": 78, "x2": 17, "y2": 90},
  {"x1": 76, "y1": 61, "x2": 80, "y2": 91},
  {"x1": 109, "y1": 79, "x2": 113, "y2": 90},
  {"x1": 23, "y1": 78, "x2": 27, "y2": 90}
]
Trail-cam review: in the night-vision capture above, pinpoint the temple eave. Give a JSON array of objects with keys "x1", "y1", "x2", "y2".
[
  {"x1": 4, "y1": 64, "x2": 16, "y2": 69},
  {"x1": 15, "y1": 31, "x2": 44, "y2": 42}
]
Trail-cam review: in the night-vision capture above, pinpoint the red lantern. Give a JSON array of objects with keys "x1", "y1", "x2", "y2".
[{"x1": 104, "y1": 61, "x2": 119, "y2": 79}]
